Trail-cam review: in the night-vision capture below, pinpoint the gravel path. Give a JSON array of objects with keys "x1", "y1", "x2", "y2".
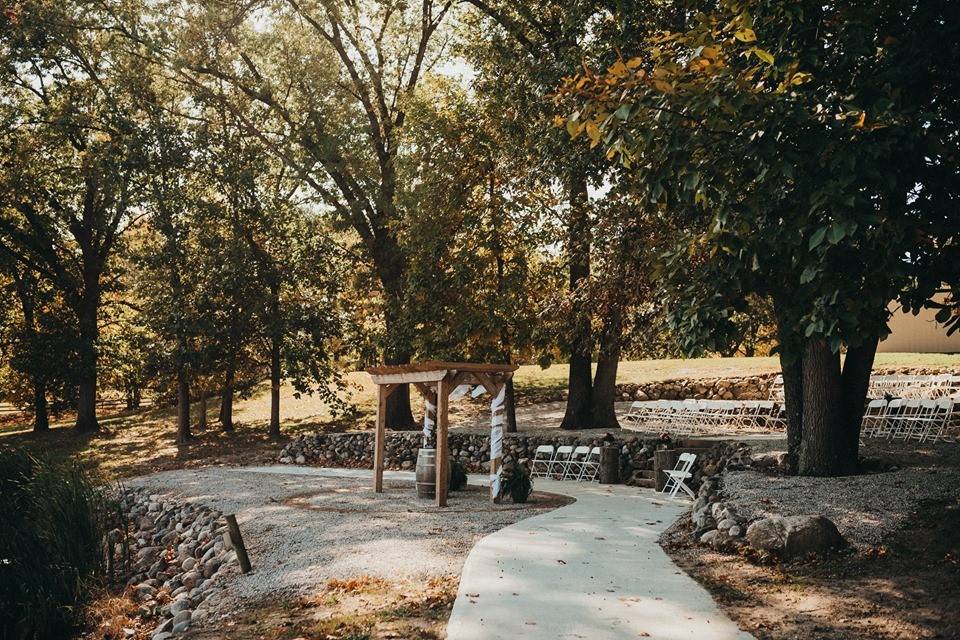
[
  {"x1": 722, "y1": 467, "x2": 960, "y2": 547},
  {"x1": 127, "y1": 466, "x2": 565, "y2": 626}
]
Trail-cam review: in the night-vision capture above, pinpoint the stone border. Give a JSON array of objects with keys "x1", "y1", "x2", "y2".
[{"x1": 111, "y1": 487, "x2": 239, "y2": 639}]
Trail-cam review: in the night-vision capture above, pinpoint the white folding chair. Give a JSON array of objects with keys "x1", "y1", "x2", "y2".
[
  {"x1": 894, "y1": 399, "x2": 925, "y2": 439},
  {"x1": 923, "y1": 397, "x2": 956, "y2": 443},
  {"x1": 661, "y1": 452, "x2": 697, "y2": 499},
  {"x1": 875, "y1": 398, "x2": 904, "y2": 439},
  {"x1": 531, "y1": 445, "x2": 555, "y2": 478},
  {"x1": 623, "y1": 401, "x2": 644, "y2": 428},
  {"x1": 578, "y1": 446, "x2": 602, "y2": 482},
  {"x1": 551, "y1": 445, "x2": 574, "y2": 479},
  {"x1": 861, "y1": 399, "x2": 887, "y2": 438},
  {"x1": 564, "y1": 445, "x2": 591, "y2": 480}
]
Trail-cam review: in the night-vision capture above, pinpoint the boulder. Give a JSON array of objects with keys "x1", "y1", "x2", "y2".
[
  {"x1": 746, "y1": 515, "x2": 844, "y2": 559},
  {"x1": 783, "y1": 515, "x2": 844, "y2": 559}
]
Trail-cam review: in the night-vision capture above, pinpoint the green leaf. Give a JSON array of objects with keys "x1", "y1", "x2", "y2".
[
  {"x1": 614, "y1": 104, "x2": 632, "y2": 121},
  {"x1": 809, "y1": 227, "x2": 827, "y2": 249},
  {"x1": 827, "y1": 224, "x2": 845, "y2": 244},
  {"x1": 800, "y1": 265, "x2": 817, "y2": 284}
]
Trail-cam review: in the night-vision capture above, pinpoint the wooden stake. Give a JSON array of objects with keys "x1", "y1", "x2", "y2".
[
  {"x1": 435, "y1": 375, "x2": 450, "y2": 507},
  {"x1": 225, "y1": 514, "x2": 252, "y2": 574}
]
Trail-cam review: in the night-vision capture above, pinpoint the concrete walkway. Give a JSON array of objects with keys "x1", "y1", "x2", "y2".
[
  {"x1": 243, "y1": 466, "x2": 750, "y2": 640},
  {"x1": 447, "y1": 478, "x2": 753, "y2": 640}
]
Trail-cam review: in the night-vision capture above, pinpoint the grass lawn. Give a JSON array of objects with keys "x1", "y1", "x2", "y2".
[{"x1": 1, "y1": 354, "x2": 956, "y2": 480}]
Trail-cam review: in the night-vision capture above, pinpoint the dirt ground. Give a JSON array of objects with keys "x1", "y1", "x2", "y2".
[
  {"x1": 186, "y1": 574, "x2": 460, "y2": 640},
  {"x1": 664, "y1": 442, "x2": 960, "y2": 640}
]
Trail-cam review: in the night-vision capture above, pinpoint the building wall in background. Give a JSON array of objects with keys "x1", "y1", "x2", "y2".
[{"x1": 880, "y1": 299, "x2": 960, "y2": 353}]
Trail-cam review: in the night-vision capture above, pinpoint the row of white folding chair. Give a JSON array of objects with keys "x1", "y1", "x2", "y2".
[
  {"x1": 771, "y1": 373, "x2": 960, "y2": 402},
  {"x1": 869, "y1": 374, "x2": 959, "y2": 399},
  {"x1": 862, "y1": 397, "x2": 956, "y2": 443},
  {"x1": 530, "y1": 445, "x2": 601, "y2": 481},
  {"x1": 625, "y1": 399, "x2": 785, "y2": 433}
]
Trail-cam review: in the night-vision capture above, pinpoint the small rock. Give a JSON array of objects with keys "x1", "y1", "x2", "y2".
[
  {"x1": 202, "y1": 558, "x2": 221, "y2": 578},
  {"x1": 136, "y1": 583, "x2": 157, "y2": 599},
  {"x1": 169, "y1": 596, "x2": 192, "y2": 616},
  {"x1": 181, "y1": 571, "x2": 200, "y2": 589},
  {"x1": 152, "y1": 618, "x2": 173, "y2": 637}
]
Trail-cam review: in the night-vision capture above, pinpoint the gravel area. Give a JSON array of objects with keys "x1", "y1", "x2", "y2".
[
  {"x1": 721, "y1": 466, "x2": 960, "y2": 547},
  {"x1": 127, "y1": 467, "x2": 566, "y2": 626}
]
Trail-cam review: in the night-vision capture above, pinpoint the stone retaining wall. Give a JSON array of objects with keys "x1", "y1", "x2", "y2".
[
  {"x1": 617, "y1": 375, "x2": 774, "y2": 402},
  {"x1": 520, "y1": 366, "x2": 955, "y2": 405}
]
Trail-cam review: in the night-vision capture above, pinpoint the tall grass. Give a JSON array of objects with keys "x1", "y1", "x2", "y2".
[{"x1": 0, "y1": 447, "x2": 111, "y2": 639}]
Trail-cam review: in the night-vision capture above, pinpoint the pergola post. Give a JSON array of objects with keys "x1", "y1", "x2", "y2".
[
  {"x1": 489, "y1": 382, "x2": 506, "y2": 502},
  {"x1": 373, "y1": 383, "x2": 392, "y2": 493},
  {"x1": 435, "y1": 375, "x2": 450, "y2": 507}
]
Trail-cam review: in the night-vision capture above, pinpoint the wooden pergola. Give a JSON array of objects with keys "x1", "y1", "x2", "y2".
[{"x1": 366, "y1": 362, "x2": 518, "y2": 507}]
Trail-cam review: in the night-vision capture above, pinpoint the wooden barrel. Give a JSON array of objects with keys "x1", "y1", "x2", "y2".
[{"x1": 416, "y1": 448, "x2": 450, "y2": 498}]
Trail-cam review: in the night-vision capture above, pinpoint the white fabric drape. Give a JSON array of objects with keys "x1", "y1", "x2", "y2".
[{"x1": 489, "y1": 383, "x2": 506, "y2": 499}]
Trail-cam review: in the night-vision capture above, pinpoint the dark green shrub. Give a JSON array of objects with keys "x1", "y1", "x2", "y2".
[
  {"x1": 0, "y1": 447, "x2": 110, "y2": 639},
  {"x1": 499, "y1": 463, "x2": 533, "y2": 503},
  {"x1": 449, "y1": 460, "x2": 468, "y2": 491}
]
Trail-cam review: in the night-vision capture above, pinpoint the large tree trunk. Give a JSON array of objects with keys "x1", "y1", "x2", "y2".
[
  {"x1": 838, "y1": 336, "x2": 879, "y2": 469},
  {"x1": 125, "y1": 385, "x2": 141, "y2": 411},
  {"x1": 560, "y1": 169, "x2": 593, "y2": 430},
  {"x1": 74, "y1": 287, "x2": 100, "y2": 434},
  {"x1": 220, "y1": 361, "x2": 235, "y2": 432},
  {"x1": 198, "y1": 387, "x2": 208, "y2": 429},
  {"x1": 14, "y1": 275, "x2": 49, "y2": 434},
  {"x1": 504, "y1": 377, "x2": 518, "y2": 433},
  {"x1": 176, "y1": 369, "x2": 191, "y2": 444},
  {"x1": 591, "y1": 300, "x2": 622, "y2": 429},
  {"x1": 32, "y1": 380, "x2": 49, "y2": 433},
  {"x1": 382, "y1": 292, "x2": 417, "y2": 429},
  {"x1": 773, "y1": 295, "x2": 803, "y2": 474},
  {"x1": 269, "y1": 332, "x2": 281, "y2": 440},
  {"x1": 798, "y1": 339, "x2": 845, "y2": 476},
  {"x1": 779, "y1": 352, "x2": 804, "y2": 474}
]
